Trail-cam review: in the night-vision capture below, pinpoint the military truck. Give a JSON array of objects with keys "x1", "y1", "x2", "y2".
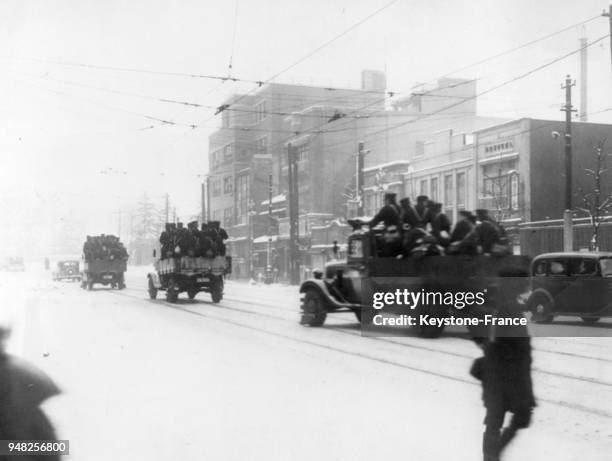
[
  {"x1": 299, "y1": 221, "x2": 530, "y2": 338},
  {"x1": 81, "y1": 258, "x2": 127, "y2": 290},
  {"x1": 147, "y1": 255, "x2": 231, "y2": 303}
]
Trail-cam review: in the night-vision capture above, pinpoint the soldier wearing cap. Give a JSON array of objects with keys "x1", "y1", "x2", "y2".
[{"x1": 369, "y1": 193, "x2": 402, "y2": 257}]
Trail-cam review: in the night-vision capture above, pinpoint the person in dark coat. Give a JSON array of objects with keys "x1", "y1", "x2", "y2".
[
  {"x1": 159, "y1": 223, "x2": 172, "y2": 259},
  {"x1": 369, "y1": 193, "x2": 401, "y2": 228},
  {"x1": 414, "y1": 195, "x2": 430, "y2": 228},
  {"x1": 475, "y1": 209, "x2": 501, "y2": 255},
  {"x1": 199, "y1": 223, "x2": 214, "y2": 257},
  {"x1": 430, "y1": 202, "x2": 451, "y2": 247},
  {"x1": 399, "y1": 197, "x2": 420, "y2": 231},
  {"x1": 448, "y1": 211, "x2": 478, "y2": 255},
  {"x1": 470, "y1": 270, "x2": 535, "y2": 461},
  {"x1": 0, "y1": 327, "x2": 61, "y2": 461},
  {"x1": 369, "y1": 193, "x2": 402, "y2": 257},
  {"x1": 174, "y1": 222, "x2": 187, "y2": 256}
]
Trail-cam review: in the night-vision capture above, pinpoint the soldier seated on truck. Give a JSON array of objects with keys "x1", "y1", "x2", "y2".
[
  {"x1": 368, "y1": 192, "x2": 402, "y2": 257},
  {"x1": 198, "y1": 223, "x2": 215, "y2": 257}
]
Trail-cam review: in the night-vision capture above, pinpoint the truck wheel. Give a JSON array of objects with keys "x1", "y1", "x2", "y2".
[
  {"x1": 148, "y1": 278, "x2": 157, "y2": 300},
  {"x1": 354, "y1": 309, "x2": 362, "y2": 323},
  {"x1": 529, "y1": 295, "x2": 553, "y2": 323},
  {"x1": 118, "y1": 282, "x2": 126, "y2": 290},
  {"x1": 211, "y1": 290, "x2": 222, "y2": 303},
  {"x1": 87, "y1": 281, "x2": 93, "y2": 291},
  {"x1": 166, "y1": 281, "x2": 178, "y2": 303},
  {"x1": 210, "y1": 276, "x2": 223, "y2": 303},
  {"x1": 300, "y1": 289, "x2": 327, "y2": 327},
  {"x1": 188, "y1": 289, "x2": 198, "y2": 300},
  {"x1": 581, "y1": 316, "x2": 600, "y2": 325}
]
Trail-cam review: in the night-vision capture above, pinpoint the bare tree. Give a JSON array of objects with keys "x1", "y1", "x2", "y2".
[
  {"x1": 576, "y1": 141, "x2": 612, "y2": 251},
  {"x1": 134, "y1": 193, "x2": 164, "y2": 240}
]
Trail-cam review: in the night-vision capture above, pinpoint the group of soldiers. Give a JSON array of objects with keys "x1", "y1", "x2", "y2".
[
  {"x1": 369, "y1": 193, "x2": 511, "y2": 258},
  {"x1": 159, "y1": 221, "x2": 229, "y2": 259},
  {"x1": 83, "y1": 235, "x2": 128, "y2": 262}
]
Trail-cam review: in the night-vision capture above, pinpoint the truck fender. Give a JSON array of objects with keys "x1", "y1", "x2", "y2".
[
  {"x1": 300, "y1": 280, "x2": 357, "y2": 311},
  {"x1": 148, "y1": 272, "x2": 161, "y2": 289}
]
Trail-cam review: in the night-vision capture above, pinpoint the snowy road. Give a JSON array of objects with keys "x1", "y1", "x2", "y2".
[{"x1": 1, "y1": 266, "x2": 611, "y2": 461}]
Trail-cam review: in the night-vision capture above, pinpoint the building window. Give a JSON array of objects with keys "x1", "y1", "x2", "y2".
[
  {"x1": 223, "y1": 207, "x2": 233, "y2": 227},
  {"x1": 444, "y1": 175, "x2": 453, "y2": 207},
  {"x1": 456, "y1": 172, "x2": 466, "y2": 208},
  {"x1": 235, "y1": 175, "x2": 249, "y2": 225},
  {"x1": 223, "y1": 143, "x2": 234, "y2": 162},
  {"x1": 430, "y1": 177, "x2": 439, "y2": 201},
  {"x1": 510, "y1": 173, "x2": 519, "y2": 211},
  {"x1": 420, "y1": 179, "x2": 428, "y2": 197},
  {"x1": 212, "y1": 150, "x2": 221, "y2": 168},
  {"x1": 213, "y1": 209, "x2": 222, "y2": 221},
  {"x1": 255, "y1": 100, "x2": 267, "y2": 123},
  {"x1": 212, "y1": 179, "x2": 222, "y2": 197},
  {"x1": 296, "y1": 144, "x2": 309, "y2": 162},
  {"x1": 256, "y1": 136, "x2": 267, "y2": 156},
  {"x1": 223, "y1": 176, "x2": 233, "y2": 195}
]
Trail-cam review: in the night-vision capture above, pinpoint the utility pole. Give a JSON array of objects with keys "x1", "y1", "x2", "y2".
[
  {"x1": 287, "y1": 143, "x2": 300, "y2": 285},
  {"x1": 561, "y1": 74, "x2": 577, "y2": 251},
  {"x1": 602, "y1": 4, "x2": 612, "y2": 75},
  {"x1": 357, "y1": 142, "x2": 365, "y2": 216},
  {"x1": 164, "y1": 193, "x2": 169, "y2": 223},
  {"x1": 200, "y1": 183, "x2": 206, "y2": 224},
  {"x1": 267, "y1": 173, "x2": 273, "y2": 268},
  {"x1": 579, "y1": 31, "x2": 588, "y2": 121}
]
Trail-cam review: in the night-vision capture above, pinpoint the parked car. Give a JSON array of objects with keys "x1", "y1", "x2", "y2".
[
  {"x1": 526, "y1": 252, "x2": 612, "y2": 324},
  {"x1": 2, "y1": 257, "x2": 25, "y2": 272},
  {"x1": 52, "y1": 261, "x2": 81, "y2": 282}
]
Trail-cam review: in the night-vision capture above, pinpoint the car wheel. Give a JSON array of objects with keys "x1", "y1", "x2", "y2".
[
  {"x1": 87, "y1": 281, "x2": 93, "y2": 291},
  {"x1": 354, "y1": 309, "x2": 362, "y2": 323},
  {"x1": 581, "y1": 316, "x2": 600, "y2": 325},
  {"x1": 529, "y1": 295, "x2": 554, "y2": 323},
  {"x1": 300, "y1": 289, "x2": 327, "y2": 327}
]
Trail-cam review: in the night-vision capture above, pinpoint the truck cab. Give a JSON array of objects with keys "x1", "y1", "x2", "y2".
[{"x1": 299, "y1": 223, "x2": 530, "y2": 337}]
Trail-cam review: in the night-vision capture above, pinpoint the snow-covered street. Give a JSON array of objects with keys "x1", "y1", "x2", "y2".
[{"x1": 2, "y1": 266, "x2": 611, "y2": 461}]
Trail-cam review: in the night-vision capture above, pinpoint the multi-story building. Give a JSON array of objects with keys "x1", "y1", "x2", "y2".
[{"x1": 207, "y1": 74, "x2": 387, "y2": 277}]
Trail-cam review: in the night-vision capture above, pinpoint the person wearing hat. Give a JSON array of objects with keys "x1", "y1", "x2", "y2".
[
  {"x1": 369, "y1": 192, "x2": 401, "y2": 229},
  {"x1": 159, "y1": 223, "x2": 173, "y2": 259},
  {"x1": 430, "y1": 202, "x2": 452, "y2": 247},
  {"x1": 474, "y1": 209, "x2": 501, "y2": 255},
  {"x1": 448, "y1": 211, "x2": 478, "y2": 255},
  {"x1": 198, "y1": 223, "x2": 214, "y2": 257},
  {"x1": 369, "y1": 193, "x2": 402, "y2": 257},
  {"x1": 399, "y1": 197, "x2": 419, "y2": 230},
  {"x1": 414, "y1": 195, "x2": 431, "y2": 228}
]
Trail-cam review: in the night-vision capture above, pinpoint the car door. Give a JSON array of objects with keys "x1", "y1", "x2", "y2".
[
  {"x1": 546, "y1": 258, "x2": 571, "y2": 312},
  {"x1": 565, "y1": 258, "x2": 599, "y2": 314}
]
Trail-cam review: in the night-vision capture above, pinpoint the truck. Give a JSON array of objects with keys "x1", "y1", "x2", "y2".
[
  {"x1": 147, "y1": 255, "x2": 231, "y2": 303},
  {"x1": 80, "y1": 258, "x2": 127, "y2": 290},
  {"x1": 299, "y1": 221, "x2": 530, "y2": 338}
]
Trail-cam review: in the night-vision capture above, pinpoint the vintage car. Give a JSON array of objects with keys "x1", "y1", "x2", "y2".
[
  {"x1": 2, "y1": 257, "x2": 25, "y2": 272},
  {"x1": 526, "y1": 251, "x2": 612, "y2": 324},
  {"x1": 52, "y1": 260, "x2": 81, "y2": 282},
  {"x1": 299, "y1": 221, "x2": 530, "y2": 338},
  {"x1": 147, "y1": 253, "x2": 231, "y2": 303}
]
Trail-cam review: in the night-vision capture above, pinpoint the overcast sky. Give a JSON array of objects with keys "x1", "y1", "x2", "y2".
[{"x1": 1, "y1": 0, "x2": 611, "y2": 257}]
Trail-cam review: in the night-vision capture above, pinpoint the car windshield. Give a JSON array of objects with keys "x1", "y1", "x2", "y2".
[
  {"x1": 600, "y1": 258, "x2": 612, "y2": 277},
  {"x1": 348, "y1": 238, "x2": 363, "y2": 258}
]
